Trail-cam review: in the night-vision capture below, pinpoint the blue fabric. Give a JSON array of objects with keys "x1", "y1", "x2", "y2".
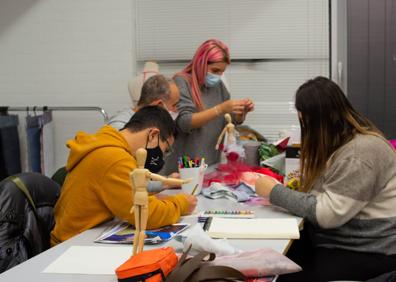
[
  {"x1": 202, "y1": 182, "x2": 250, "y2": 202},
  {"x1": 0, "y1": 115, "x2": 21, "y2": 181},
  {"x1": 26, "y1": 115, "x2": 42, "y2": 173}
]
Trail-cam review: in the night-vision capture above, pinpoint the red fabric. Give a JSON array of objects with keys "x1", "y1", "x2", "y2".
[
  {"x1": 275, "y1": 137, "x2": 290, "y2": 152},
  {"x1": 226, "y1": 152, "x2": 240, "y2": 162},
  {"x1": 252, "y1": 167, "x2": 284, "y2": 183},
  {"x1": 203, "y1": 163, "x2": 283, "y2": 187}
]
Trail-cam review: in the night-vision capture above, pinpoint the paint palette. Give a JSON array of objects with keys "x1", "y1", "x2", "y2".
[{"x1": 200, "y1": 210, "x2": 255, "y2": 218}]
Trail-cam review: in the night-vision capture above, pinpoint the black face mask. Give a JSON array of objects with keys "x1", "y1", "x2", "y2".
[{"x1": 144, "y1": 133, "x2": 165, "y2": 173}]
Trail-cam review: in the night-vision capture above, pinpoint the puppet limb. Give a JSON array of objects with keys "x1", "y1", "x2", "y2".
[
  {"x1": 132, "y1": 205, "x2": 141, "y2": 255},
  {"x1": 137, "y1": 204, "x2": 148, "y2": 254},
  {"x1": 150, "y1": 173, "x2": 191, "y2": 186},
  {"x1": 215, "y1": 127, "x2": 228, "y2": 150}
]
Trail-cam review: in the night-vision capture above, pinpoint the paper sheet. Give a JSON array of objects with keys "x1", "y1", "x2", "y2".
[
  {"x1": 206, "y1": 218, "x2": 300, "y2": 239},
  {"x1": 42, "y1": 246, "x2": 132, "y2": 275}
]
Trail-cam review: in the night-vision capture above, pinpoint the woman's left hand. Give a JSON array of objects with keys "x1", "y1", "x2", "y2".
[
  {"x1": 233, "y1": 98, "x2": 254, "y2": 123},
  {"x1": 255, "y1": 175, "x2": 279, "y2": 197}
]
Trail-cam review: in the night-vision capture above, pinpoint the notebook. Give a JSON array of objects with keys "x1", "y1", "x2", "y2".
[
  {"x1": 95, "y1": 221, "x2": 189, "y2": 244},
  {"x1": 203, "y1": 217, "x2": 300, "y2": 239}
]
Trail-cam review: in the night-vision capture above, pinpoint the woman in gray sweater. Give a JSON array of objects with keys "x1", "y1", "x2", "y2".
[
  {"x1": 161, "y1": 39, "x2": 254, "y2": 174},
  {"x1": 256, "y1": 77, "x2": 396, "y2": 282}
]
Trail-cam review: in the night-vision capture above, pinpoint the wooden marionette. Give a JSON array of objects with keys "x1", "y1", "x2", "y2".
[
  {"x1": 215, "y1": 113, "x2": 236, "y2": 150},
  {"x1": 130, "y1": 148, "x2": 191, "y2": 255}
]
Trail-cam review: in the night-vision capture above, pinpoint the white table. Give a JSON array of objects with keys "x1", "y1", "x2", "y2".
[{"x1": 0, "y1": 194, "x2": 302, "y2": 282}]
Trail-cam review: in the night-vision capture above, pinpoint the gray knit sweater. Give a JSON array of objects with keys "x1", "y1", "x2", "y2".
[{"x1": 270, "y1": 134, "x2": 396, "y2": 255}]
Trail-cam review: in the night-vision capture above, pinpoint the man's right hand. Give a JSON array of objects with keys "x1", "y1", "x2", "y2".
[{"x1": 184, "y1": 194, "x2": 198, "y2": 214}]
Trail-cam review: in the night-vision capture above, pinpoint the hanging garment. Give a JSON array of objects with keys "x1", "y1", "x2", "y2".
[
  {"x1": 26, "y1": 111, "x2": 55, "y2": 175},
  {"x1": 26, "y1": 115, "x2": 42, "y2": 173},
  {"x1": 40, "y1": 111, "x2": 55, "y2": 177},
  {"x1": 0, "y1": 115, "x2": 22, "y2": 181}
]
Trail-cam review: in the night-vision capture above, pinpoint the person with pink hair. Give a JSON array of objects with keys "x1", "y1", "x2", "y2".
[{"x1": 161, "y1": 39, "x2": 254, "y2": 174}]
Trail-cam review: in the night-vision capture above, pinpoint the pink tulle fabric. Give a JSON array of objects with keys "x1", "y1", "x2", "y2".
[
  {"x1": 203, "y1": 163, "x2": 283, "y2": 188},
  {"x1": 212, "y1": 248, "x2": 301, "y2": 278}
]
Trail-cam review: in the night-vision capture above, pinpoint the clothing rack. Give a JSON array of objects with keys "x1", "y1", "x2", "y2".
[{"x1": 2, "y1": 106, "x2": 109, "y2": 122}]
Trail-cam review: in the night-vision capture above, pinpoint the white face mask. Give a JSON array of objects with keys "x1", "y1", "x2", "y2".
[
  {"x1": 169, "y1": 111, "x2": 179, "y2": 121},
  {"x1": 161, "y1": 101, "x2": 179, "y2": 120}
]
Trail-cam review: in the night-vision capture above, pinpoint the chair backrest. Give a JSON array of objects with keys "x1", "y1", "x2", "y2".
[
  {"x1": 0, "y1": 173, "x2": 60, "y2": 273},
  {"x1": 51, "y1": 166, "x2": 67, "y2": 187}
]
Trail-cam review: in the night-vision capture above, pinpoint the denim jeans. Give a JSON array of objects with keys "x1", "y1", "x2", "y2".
[{"x1": 26, "y1": 115, "x2": 42, "y2": 173}]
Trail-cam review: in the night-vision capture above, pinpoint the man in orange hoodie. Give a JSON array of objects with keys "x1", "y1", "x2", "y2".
[{"x1": 51, "y1": 106, "x2": 197, "y2": 246}]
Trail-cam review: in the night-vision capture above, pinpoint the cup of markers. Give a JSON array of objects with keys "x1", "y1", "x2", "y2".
[{"x1": 178, "y1": 156, "x2": 207, "y2": 195}]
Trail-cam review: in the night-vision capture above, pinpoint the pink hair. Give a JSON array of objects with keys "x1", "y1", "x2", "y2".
[{"x1": 175, "y1": 39, "x2": 230, "y2": 110}]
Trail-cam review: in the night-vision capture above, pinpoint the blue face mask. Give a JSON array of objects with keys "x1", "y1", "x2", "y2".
[{"x1": 205, "y1": 72, "x2": 222, "y2": 87}]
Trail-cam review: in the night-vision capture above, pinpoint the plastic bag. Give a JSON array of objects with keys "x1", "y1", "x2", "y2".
[{"x1": 211, "y1": 248, "x2": 301, "y2": 277}]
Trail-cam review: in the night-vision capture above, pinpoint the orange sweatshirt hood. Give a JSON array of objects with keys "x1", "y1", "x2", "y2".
[{"x1": 66, "y1": 125, "x2": 131, "y2": 171}]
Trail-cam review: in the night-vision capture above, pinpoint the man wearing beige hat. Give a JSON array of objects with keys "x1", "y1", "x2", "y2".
[{"x1": 108, "y1": 61, "x2": 180, "y2": 130}]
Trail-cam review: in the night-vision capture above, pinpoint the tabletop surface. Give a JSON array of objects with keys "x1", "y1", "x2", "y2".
[{"x1": 0, "y1": 192, "x2": 302, "y2": 282}]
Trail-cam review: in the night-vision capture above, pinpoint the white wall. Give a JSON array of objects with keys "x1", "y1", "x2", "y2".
[
  {"x1": 0, "y1": 0, "x2": 136, "y2": 171},
  {"x1": 136, "y1": 0, "x2": 329, "y2": 142}
]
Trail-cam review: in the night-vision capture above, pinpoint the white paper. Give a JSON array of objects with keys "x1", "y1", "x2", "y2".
[
  {"x1": 42, "y1": 246, "x2": 132, "y2": 275},
  {"x1": 207, "y1": 218, "x2": 300, "y2": 239}
]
